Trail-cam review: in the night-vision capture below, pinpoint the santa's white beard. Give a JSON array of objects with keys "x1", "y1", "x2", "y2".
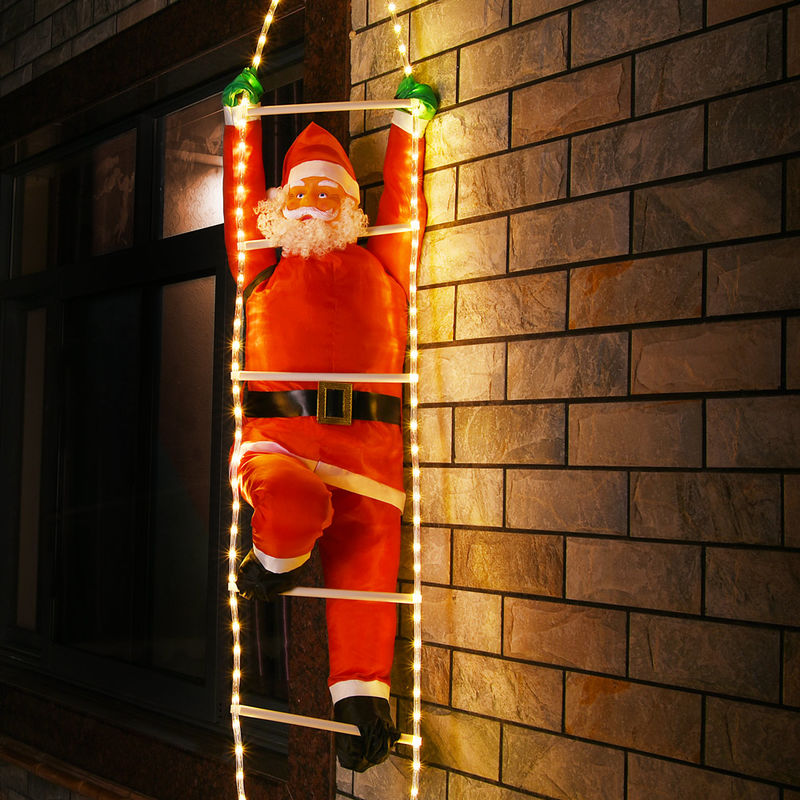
[{"x1": 254, "y1": 187, "x2": 369, "y2": 258}]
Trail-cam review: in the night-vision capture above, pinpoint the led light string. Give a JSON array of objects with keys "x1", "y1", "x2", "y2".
[
  {"x1": 386, "y1": 4, "x2": 424, "y2": 797},
  {"x1": 227, "y1": 2, "x2": 424, "y2": 798},
  {"x1": 228, "y1": 4, "x2": 281, "y2": 800}
]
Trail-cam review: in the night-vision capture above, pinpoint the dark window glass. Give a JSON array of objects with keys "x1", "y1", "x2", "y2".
[{"x1": 14, "y1": 130, "x2": 136, "y2": 274}]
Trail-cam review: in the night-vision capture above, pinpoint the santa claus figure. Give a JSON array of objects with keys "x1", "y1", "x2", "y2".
[{"x1": 222, "y1": 68, "x2": 437, "y2": 771}]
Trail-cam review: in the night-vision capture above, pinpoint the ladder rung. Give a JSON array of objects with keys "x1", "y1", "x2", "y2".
[
  {"x1": 234, "y1": 705, "x2": 420, "y2": 747},
  {"x1": 246, "y1": 99, "x2": 416, "y2": 117},
  {"x1": 231, "y1": 371, "x2": 416, "y2": 383},
  {"x1": 240, "y1": 224, "x2": 413, "y2": 251},
  {"x1": 229, "y1": 583, "x2": 417, "y2": 604}
]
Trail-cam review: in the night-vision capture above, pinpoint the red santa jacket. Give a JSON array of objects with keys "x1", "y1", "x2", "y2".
[{"x1": 223, "y1": 115, "x2": 427, "y2": 498}]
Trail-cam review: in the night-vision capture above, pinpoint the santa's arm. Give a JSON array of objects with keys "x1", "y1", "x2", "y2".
[
  {"x1": 222, "y1": 70, "x2": 277, "y2": 289},
  {"x1": 367, "y1": 79, "x2": 437, "y2": 296}
]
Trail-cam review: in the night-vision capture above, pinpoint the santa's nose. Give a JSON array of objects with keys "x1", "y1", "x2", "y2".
[{"x1": 298, "y1": 194, "x2": 316, "y2": 207}]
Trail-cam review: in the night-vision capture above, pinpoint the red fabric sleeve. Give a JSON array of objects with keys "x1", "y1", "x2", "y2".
[
  {"x1": 366, "y1": 121, "x2": 427, "y2": 297},
  {"x1": 223, "y1": 117, "x2": 277, "y2": 289}
]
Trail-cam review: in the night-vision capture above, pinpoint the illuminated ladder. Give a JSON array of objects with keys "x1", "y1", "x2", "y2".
[{"x1": 227, "y1": 4, "x2": 425, "y2": 798}]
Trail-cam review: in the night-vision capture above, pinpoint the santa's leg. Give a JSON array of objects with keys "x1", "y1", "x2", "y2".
[
  {"x1": 236, "y1": 452, "x2": 333, "y2": 600},
  {"x1": 319, "y1": 489, "x2": 401, "y2": 771}
]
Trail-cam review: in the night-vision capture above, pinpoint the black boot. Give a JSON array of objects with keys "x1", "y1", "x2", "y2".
[
  {"x1": 334, "y1": 696, "x2": 400, "y2": 772},
  {"x1": 236, "y1": 549, "x2": 303, "y2": 601}
]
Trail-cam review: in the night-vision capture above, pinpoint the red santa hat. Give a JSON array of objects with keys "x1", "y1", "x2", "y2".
[{"x1": 282, "y1": 122, "x2": 360, "y2": 202}]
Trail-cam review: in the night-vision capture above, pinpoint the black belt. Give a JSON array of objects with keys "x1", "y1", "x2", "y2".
[{"x1": 244, "y1": 384, "x2": 401, "y2": 426}]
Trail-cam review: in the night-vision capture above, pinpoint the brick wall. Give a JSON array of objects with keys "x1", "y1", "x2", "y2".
[
  {"x1": 348, "y1": 1, "x2": 800, "y2": 799},
  {"x1": 0, "y1": 0, "x2": 181, "y2": 97}
]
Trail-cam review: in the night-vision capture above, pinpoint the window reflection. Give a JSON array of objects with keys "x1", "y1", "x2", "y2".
[
  {"x1": 162, "y1": 95, "x2": 224, "y2": 238},
  {"x1": 14, "y1": 130, "x2": 136, "y2": 274}
]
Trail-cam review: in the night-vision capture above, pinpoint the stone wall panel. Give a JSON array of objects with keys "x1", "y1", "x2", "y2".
[
  {"x1": 420, "y1": 466, "x2": 504, "y2": 526},
  {"x1": 417, "y1": 586, "x2": 502, "y2": 653},
  {"x1": 418, "y1": 342, "x2": 505, "y2": 404},
  {"x1": 566, "y1": 538, "x2": 702, "y2": 613},
  {"x1": 629, "y1": 613, "x2": 781, "y2": 700},
  {"x1": 452, "y1": 528, "x2": 563, "y2": 595},
  {"x1": 506, "y1": 468, "x2": 627, "y2": 535},
  {"x1": 630, "y1": 471, "x2": 781, "y2": 544},
  {"x1": 504, "y1": 598, "x2": 627, "y2": 674},
  {"x1": 569, "y1": 252, "x2": 702, "y2": 328}
]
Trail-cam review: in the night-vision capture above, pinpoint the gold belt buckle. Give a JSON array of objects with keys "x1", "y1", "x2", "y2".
[{"x1": 317, "y1": 382, "x2": 353, "y2": 425}]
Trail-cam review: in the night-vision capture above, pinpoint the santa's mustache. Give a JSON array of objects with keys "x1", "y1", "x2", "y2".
[{"x1": 282, "y1": 205, "x2": 337, "y2": 221}]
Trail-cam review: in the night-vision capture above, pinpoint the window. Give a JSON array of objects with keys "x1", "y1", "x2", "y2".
[{"x1": 0, "y1": 71, "x2": 304, "y2": 753}]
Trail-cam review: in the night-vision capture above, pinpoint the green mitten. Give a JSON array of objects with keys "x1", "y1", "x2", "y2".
[
  {"x1": 222, "y1": 67, "x2": 264, "y2": 107},
  {"x1": 395, "y1": 75, "x2": 438, "y2": 120}
]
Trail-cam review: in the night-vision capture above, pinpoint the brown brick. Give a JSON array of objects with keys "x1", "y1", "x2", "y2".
[
  {"x1": 458, "y1": 141, "x2": 567, "y2": 219},
  {"x1": 351, "y1": 128, "x2": 389, "y2": 184},
  {"x1": 399, "y1": 525, "x2": 450, "y2": 584},
  {"x1": 571, "y1": 107, "x2": 703, "y2": 195},
  {"x1": 420, "y1": 466, "x2": 504, "y2": 526},
  {"x1": 449, "y1": 775, "x2": 535, "y2": 800},
  {"x1": 366, "y1": 0, "x2": 427, "y2": 25},
  {"x1": 706, "y1": 698, "x2": 800, "y2": 785},
  {"x1": 513, "y1": 0, "x2": 580, "y2": 23},
  {"x1": 460, "y1": 13, "x2": 566, "y2": 101},
  {"x1": 566, "y1": 674, "x2": 702, "y2": 761},
  {"x1": 631, "y1": 319, "x2": 782, "y2": 394},
  {"x1": 504, "y1": 597, "x2": 627, "y2": 674},
  {"x1": 569, "y1": 400, "x2": 703, "y2": 468},
  {"x1": 709, "y1": 82, "x2": 800, "y2": 168},
  {"x1": 452, "y1": 651, "x2": 562, "y2": 728},
  {"x1": 511, "y1": 193, "x2": 629, "y2": 270},
  {"x1": 417, "y1": 407, "x2": 452, "y2": 464},
  {"x1": 707, "y1": 238, "x2": 800, "y2": 315},
  {"x1": 420, "y1": 705, "x2": 500, "y2": 779},
  {"x1": 391, "y1": 642, "x2": 450, "y2": 705},
  {"x1": 633, "y1": 165, "x2": 782, "y2": 252},
  {"x1": 707, "y1": 0, "x2": 785, "y2": 24},
  {"x1": 118, "y1": 0, "x2": 169, "y2": 32},
  {"x1": 790, "y1": 5, "x2": 800, "y2": 77},
  {"x1": 707, "y1": 396, "x2": 800, "y2": 469},
  {"x1": 506, "y1": 468, "x2": 627, "y2": 534},
  {"x1": 418, "y1": 585, "x2": 502, "y2": 653},
  {"x1": 353, "y1": 754, "x2": 447, "y2": 800},
  {"x1": 452, "y1": 529, "x2": 563, "y2": 595},
  {"x1": 790, "y1": 158, "x2": 800, "y2": 230},
  {"x1": 788, "y1": 318, "x2": 800, "y2": 392},
  {"x1": 631, "y1": 471, "x2": 782, "y2": 544},
  {"x1": 512, "y1": 58, "x2": 631, "y2": 144},
  {"x1": 420, "y1": 218, "x2": 507, "y2": 285},
  {"x1": 457, "y1": 272, "x2": 566, "y2": 340},
  {"x1": 785, "y1": 632, "x2": 800, "y2": 706},
  {"x1": 567, "y1": 538, "x2": 702, "y2": 613},
  {"x1": 455, "y1": 404, "x2": 565, "y2": 465},
  {"x1": 410, "y1": 0, "x2": 509, "y2": 61},
  {"x1": 570, "y1": 252, "x2": 702, "y2": 328},
  {"x1": 628, "y1": 754, "x2": 779, "y2": 800},
  {"x1": 418, "y1": 285, "x2": 454, "y2": 344},
  {"x1": 508, "y1": 332, "x2": 628, "y2": 400},
  {"x1": 14, "y1": 18, "x2": 51, "y2": 66},
  {"x1": 425, "y1": 95, "x2": 509, "y2": 169},
  {"x1": 705, "y1": 549, "x2": 800, "y2": 626},
  {"x1": 635, "y1": 14, "x2": 783, "y2": 113},
  {"x1": 418, "y1": 342, "x2": 505, "y2": 404},
  {"x1": 629, "y1": 614, "x2": 780, "y2": 700},
  {"x1": 503, "y1": 725, "x2": 624, "y2": 800},
  {"x1": 351, "y1": 18, "x2": 405, "y2": 84},
  {"x1": 787, "y1": 474, "x2": 800, "y2": 548},
  {"x1": 423, "y1": 168, "x2": 456, "y2": 225},
  {"x1": 572, "y1": 0, "x2": 702, "y2": 66}
]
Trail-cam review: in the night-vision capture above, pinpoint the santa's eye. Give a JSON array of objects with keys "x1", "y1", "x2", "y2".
[
  {"x1": 318, "y1": 192, "x2": 327, "y2": 198},
  {"x1": 294, "y1": 192, "x2": 304, "y2": 199}
]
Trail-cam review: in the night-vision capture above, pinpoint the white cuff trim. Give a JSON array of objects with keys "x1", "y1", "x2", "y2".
[
  {"x1": 329, "y1": 679, "x2": 391, "y2": 704},
  {"x1": 224, "y1": 103, "x2": 261, "y2": 127},
  {"x1": 392, "y1": 109, "x2": 429, "y2": 136},
  {"x1": 253, "y1": 544, "x2": 310, "y2": 574}
]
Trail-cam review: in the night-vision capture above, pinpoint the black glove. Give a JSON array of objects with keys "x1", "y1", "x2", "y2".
[
  {"x1": 236, "y1": 549, "x2": 302, "y2": 601},
  {"x1": 334, "y1": 696, "x2": 400, "y2": 772}
]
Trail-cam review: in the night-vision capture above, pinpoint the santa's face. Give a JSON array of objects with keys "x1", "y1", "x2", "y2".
[{"x1": 284, "y1": 177, "x2": 349, "y2": 221}]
